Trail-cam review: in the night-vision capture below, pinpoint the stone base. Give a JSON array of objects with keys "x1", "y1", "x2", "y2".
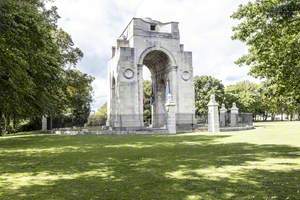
[{"x1": 220, "y1": 126, "x2": 254, "y2": 132}]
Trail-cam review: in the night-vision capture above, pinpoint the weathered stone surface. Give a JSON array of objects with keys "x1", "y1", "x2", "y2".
[
  {"x1": 220, "y1": 103, "x2": 227, "y2": 127},
  {"x1": 230, "y1": 103, "x2": 239, "y2": 127},
  {"x1": 42, "y1": 116, "x2": 47, "y2": 131},
  {"x1": 166, "y1": 96, "x2": 176, "y2": 134},
  {"x1": 208, "y1": 94, "x2": 220, "y2": 133},
  {"x1": 107, "y1": 18, "x2": 195, "y2": 131}
]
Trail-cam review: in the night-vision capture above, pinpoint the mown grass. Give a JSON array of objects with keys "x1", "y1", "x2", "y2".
[{"x1": 0, "y1": 121, "x2": 300, "y2": 200}]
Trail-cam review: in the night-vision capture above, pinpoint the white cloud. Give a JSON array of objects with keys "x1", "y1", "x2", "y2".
[{"x1": 52, "y1": 0, "x2": 255, "y2": 110}]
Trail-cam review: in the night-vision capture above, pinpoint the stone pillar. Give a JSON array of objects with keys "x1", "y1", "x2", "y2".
[
  {"x1": 137, "y1": 64, "x2": 144, "y2": 127},
  {"x1": 208, "y1": 94, "x2": 220, "y2": 133},
  {"x1": 170, "y1": 66, "x2": 178, "y2": 106},
  {"x1": 152, "y1": 73, "x2": 158, "y2": 128},
  {"x1": 230, "y1": 103, "x2": 239, "y2": 127},
  {"x1": 220, "y1": 103, "x2": 227, "y2": 127},
  {"x1": 166, "y1": 94, "x2": 176, "y2": 134},
  {"x1": 42, "y1": 116, "x2": 47, "y2": 131}
]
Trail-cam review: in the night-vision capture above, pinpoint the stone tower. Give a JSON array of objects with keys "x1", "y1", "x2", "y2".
[{"x1": 107, "y1": 18, "x2": 195, "y2": 130}]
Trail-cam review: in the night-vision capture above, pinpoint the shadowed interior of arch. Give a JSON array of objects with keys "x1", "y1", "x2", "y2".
[{"x1": 142, "y1": 50, "x2": 171, "y2": 128}]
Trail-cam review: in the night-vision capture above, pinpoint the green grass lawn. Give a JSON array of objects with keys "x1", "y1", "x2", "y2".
[{"x1": 1, "y1": 122, "x2": 300, "y2": 200}]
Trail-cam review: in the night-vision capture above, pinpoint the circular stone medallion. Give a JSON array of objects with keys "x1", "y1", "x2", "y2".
[
  {"x1": 123, "y1": 68, "x2": 134, "y2": 79},
  {"x1": 181, "y1": 71, "x2": 191, "y2": 81}
]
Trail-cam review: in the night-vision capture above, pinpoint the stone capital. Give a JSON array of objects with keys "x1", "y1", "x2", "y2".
[
  {"x1": 230, "y1": 102, "x2": 239, "y2": 114},
  {"x1": 220, "y1": 103, "x2": 227, "y2": 113},
  {"x1": 208, "y1": 94, "x2": 219, "y2": 107}
]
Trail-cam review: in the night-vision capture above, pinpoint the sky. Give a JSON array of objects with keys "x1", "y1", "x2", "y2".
[{"x1": 51, "y1": 0, "x2": 255, "y2": 111}]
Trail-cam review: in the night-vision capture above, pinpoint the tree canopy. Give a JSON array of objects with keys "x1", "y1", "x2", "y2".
[
  {"x1": 225, "y1": 81, "x2": 262, "y2": 114},
  {"x1": 232, "y1": 0, "x2": 300, "y2": 102},
  {"x1": 0, "y1": 0, "x2": 92, "y2": 134},
  {"x1": 194, "y1": 76, "x2": 225, "y2": 116}
]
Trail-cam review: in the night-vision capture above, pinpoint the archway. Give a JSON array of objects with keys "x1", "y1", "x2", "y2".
[
  {"x1": 141, "y1": 50, "x2": 172, "y2": 128},
  {"x1": 107, "y1": 18, "x2": 195, "y2": 132}
]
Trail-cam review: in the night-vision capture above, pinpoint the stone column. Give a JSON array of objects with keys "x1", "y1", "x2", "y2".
[
  {"x1": 170, "y1": 66, "x2": 178, "y2": 106},
  {"x1": 137, "y1": 64, "x2": 144, "y2": 127},
  {"x1": 208, "y1": 94, "x2": 220, "y2": 133},
  {"x1": 220, "y1": 104, "x2": 227, "y2": 127},
  {"x1": 166, "y1": 94, "x2": 176, "y2": 134},
  {"x1": 230, "y1": 103, "x2": 239, "y2": 127},
  {"x1": 42, "y1": 116, "x2": 47, "y2": 131}
]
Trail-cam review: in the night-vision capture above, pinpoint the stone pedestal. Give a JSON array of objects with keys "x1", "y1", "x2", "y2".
[
  {"x1": 230, "y1": 103, "x2": 239, "y2": 127},
  {"x1": 220, "y1": 104, "x2": 227, "y2": 127},
  {"x1": 166, "y1": 95, "x2": 176, "y2": 134},
  {"x1": 42, "y1": 116, "x2": 47, "y2": 131},
  {"x1": 208, "y1": 94, "x2": 220, "y2": 133}
]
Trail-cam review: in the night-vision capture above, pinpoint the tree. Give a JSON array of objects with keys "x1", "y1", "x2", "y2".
[
  {"x1": 95, "y1": 103, "x2": 107, "y2": 118},
  {"x1": 224, "y1": 81, "x2": 262, "y2": 115},
  {"x1": 260, "y1": 81, "x2": 300, "y2": 121},
  {"x1": 143, "y1": 80, "x2": 152, "y2": 125},
  {"x1": 87, "y1": 103, "x2": 107, "y2": 127},
  {"x1": 194, "y1": 76, "x2": 225, "y2": 116},
  {"x1": 64, "y1": 69, "x2": 94, "y2": 127},
  {"x1": 232, "y1": 0, "x2": 300, "y2": 102},
  {"x1": 0, "y1": 0, "x2": 84, "y2": 134}
]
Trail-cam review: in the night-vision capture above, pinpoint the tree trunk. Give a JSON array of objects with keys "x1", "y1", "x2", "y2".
[
  {"x1": 290, "y1": 113, "x2": 293, "y2": 121},
  {"x1": 271, "y1": 113, "x2": 275, "y2": 121},
  {"x1": 49, "y1": 116, "x2": 53, "y2": 130},
  {"x1": 13, "y1": 113, "x2": 16, "y2": 131},
  {"x1": 263, "y1": 113, "x2": 268, "y2": 121},
  {"x1": 3, "y1": 114, "x2": 7, "y2": 134},
  {"x1": 0, "y1": 113, "x2": 3, "y2": 135},
  {"x1": 6, "y1": 115, "x2": 11, "y2": 133}
]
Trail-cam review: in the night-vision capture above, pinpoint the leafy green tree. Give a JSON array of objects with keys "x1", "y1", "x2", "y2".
[
  {"x1": 143, "y1": 80, "x2": 152, "y2": 125},
  {"x1": 225, "y1": 81, "x2": 262, "y2": 115},
  {"x1": 260, "y1": 81, "x2": 300, "y2": 121},
  {"x1": 64, "y1": 70, "x2": 94, "y2": 127},
  {"x1": 0, "y1": 0, "x2": 84, "y2": 133},
  {"x1": 87, "y1": 103, "x2": 107, "y2": 127},
  {"x1": 232, "y1": 0, "x2": 300, "y2": 102},
  {"x1": 194, "y1": 76, "x2": 225, "y2": 116},
  {"x1": 95, "y1": 103, "x2": 107, "y2": 118}
]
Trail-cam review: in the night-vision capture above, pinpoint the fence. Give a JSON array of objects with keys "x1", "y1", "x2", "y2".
[
  {"x1": 47, "y1": 116, "x2": 86, "y2": 130},
  {"x1": 238, "y1": 113, "x2": 253, "y2": 127},
  {"x1": 176, "y1": 113, "x2": 208, "y2": 131},
  {"x1": 106, "y1": 113, "x2": 208, "y2": 131},
  {"x1": 220, "y1": 112, "x2": 253, "y2": 128}
]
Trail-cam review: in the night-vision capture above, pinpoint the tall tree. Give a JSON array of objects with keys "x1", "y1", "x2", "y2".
[
  {"x1": 87, "y1": 103, "x2": 107, "y2": 127},
  {"x1": 225, "y1": 81, "x2": 262, "y2": 115},
  {"x1": 0, "y1": 0, "x2": 83, "y2": 133},
  {"x1": 232, "y1": 0, "x2": 300, "y2": 102},
  {"x1": 64, "y1": 70, "x2": 94, "y2": 126},
  {"x1": 194, "y1": 76, "x2": 225, "y2": 116},
  {"x1": 260, "y1": 81, "x2": 300, "y2": 121}
]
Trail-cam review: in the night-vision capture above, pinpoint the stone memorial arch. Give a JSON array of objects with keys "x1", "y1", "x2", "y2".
[{"x1": 107, "y1": 18, "x2": 195, "y2": 130}]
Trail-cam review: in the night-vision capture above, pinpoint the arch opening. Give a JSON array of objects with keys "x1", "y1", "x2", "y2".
[{"x1": 141, "y1": 50, "x2": 171, "y2": 128}]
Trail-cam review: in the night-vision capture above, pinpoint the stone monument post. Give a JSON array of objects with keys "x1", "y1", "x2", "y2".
[
  {"x1": 166, "y1": 94, "x2": 176, "y2": 134},
  {"x1": 208, "y1": 94, "x2": 220, "y2": 133},
  {"x1": 220, "y1": 103, "x2": 227, "y2": 127},
  {"x1": 230, "y1": 103, "x2": 239, "y2": 127},
  {"x1": 42, "y1": 116, "x2": 47, "y2": 131}
]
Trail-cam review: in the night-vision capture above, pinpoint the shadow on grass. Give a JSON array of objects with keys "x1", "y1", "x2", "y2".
[{"x1": 0, "y1": 134, "x2": 300, "y2": 199}]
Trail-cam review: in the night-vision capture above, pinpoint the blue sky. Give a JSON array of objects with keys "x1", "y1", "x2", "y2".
[{"x1": 52, "y1": 0, "x2": 256, "y2": 111}]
